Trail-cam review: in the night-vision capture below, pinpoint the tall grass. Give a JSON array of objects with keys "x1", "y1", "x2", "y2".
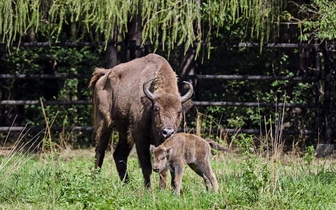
[{"x1": 0, "y1": 117, "x2": 43, "y2": 183}]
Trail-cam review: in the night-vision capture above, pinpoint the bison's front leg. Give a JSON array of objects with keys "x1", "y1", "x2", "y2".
[
  {"x1": 136, "y1": 142, "x2": 152, "y2": 189},
  {"x1": 113, "y1": 135, "x2": 134, "y2": 183}
]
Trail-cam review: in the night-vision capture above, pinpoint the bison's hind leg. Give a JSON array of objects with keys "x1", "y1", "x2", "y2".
[
  {"x1": 93, "y1": 73, "x2": 114, "y2": 169},
  {"x1": 95, "y1": 121, "x2": 112, "y2": 169}
]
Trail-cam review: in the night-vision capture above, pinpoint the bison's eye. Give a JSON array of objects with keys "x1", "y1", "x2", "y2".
[{"x1": 153, "y1": 105, "x2": 160, "y2": 112}]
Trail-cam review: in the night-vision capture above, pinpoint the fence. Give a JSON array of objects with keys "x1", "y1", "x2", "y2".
[{"x1": 0, "y1": 41, "x2": 335, "y2": 144}]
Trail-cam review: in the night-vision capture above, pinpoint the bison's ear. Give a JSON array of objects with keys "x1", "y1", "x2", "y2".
[
  {"x1": 149, "y1": 145, "x2": 155, "y2": 153},
  {"x1": 141, "y1": 96, "x2": 153, "y2": 110},
  {"x1": 181, "y1": 99, "x2": 193, "y2": 113}
]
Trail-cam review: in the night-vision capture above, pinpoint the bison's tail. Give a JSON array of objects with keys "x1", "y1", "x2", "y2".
[
  {"x1": 88, "y1": 68, "x2": 109, "y2": 92},
  {"x1": 205, "y1": 139, "x2": 229, "y2": 152}
]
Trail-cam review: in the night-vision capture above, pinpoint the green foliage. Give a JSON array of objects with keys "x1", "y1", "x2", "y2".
[
  {"x1": 304, "y1": 145, "x2": 315, "y2": 165},
  {"x1": 0, "y1": 0, "x2": 286, "y2": 54},
  {"x1": 196, "y1": 44, "x2": 316, "y2": 143},
  {"x1": 239, "y1": 157, "x2": 270, "y2": 204},
  {"x1": 142, "y1": 0, "x2": 286, "y2": 54},
  {"x1": 232, "y1": 133, "x2": 256, "y2": 154},
  {"x1": 300, "y1": 0, "x2": 336, "y2": 41},
  {"x1": 1, "y1": 46, "x2": 104, "y2": 145},
  {"x1": 227, "y1": 116, "x2": 246, "y2": 128}
]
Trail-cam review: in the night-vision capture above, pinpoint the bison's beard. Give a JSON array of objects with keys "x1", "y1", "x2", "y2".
[
  {"x1": 150, "y1": 126, "x2": 165, "y2": 146},
  {"x1": 153, "y1": 131, "x2": 164, "y2": 146}
]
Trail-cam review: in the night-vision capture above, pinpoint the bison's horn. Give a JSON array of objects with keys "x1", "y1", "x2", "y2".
[
  {"x1": 180, "y1": 81, "x2": 194, "y2": 103},
  {"x1": 143, "y1": 78, "x2": 155, "y2": 102}
]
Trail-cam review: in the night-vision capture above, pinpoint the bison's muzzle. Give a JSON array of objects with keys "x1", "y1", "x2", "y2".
[{"x1": 162, "y1": 127, "x2": 175, "y2": 138}]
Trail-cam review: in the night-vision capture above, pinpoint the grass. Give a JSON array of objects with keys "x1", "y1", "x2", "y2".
[
  {"x1": 1, "y1": 102, "x2": 335, "y2": 209},
  {"x1": 1, "y1": 148, "x2": 336, "y2": 210}
]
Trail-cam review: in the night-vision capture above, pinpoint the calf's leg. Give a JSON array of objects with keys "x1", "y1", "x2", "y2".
[
  {"x1": 198, "y1": 161, "x2": 218, "y2": 192},
  {"x1": 189, "y1": 162, "x2": 218, "y2": 192},
  {"x1": 189, "y1": 163, "x2": 212, "y2": 190},
  {"x1": 159, "y1": 169, "x2": 169, "y2": 189},
  {"x1": 203, "y1": 168, "x2": 218, "y2": 192},
  {"x1": 170, "y1": 169, "x2": 176, "y2": 189},
  {"x1": 172, "y1": 165, "x2": 185, "y2": 195}
]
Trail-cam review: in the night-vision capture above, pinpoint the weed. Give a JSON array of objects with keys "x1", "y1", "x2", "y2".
[
  {"x1": 232, "y1": 133, "x2": 255, "y2": 154},
  {"x1": 304, "y1": 145, "x2": 315, "y2": 165},
  {"x1": 240, "y1": 156, "x2": 270, "y2": 204}
]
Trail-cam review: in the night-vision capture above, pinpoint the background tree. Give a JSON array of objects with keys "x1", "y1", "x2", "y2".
[{"x1": 0, "y1": 0, "x2": 287, "y2": 51}]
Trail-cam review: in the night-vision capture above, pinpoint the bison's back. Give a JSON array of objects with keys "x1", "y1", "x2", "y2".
[{"x1": 111, "y1": 53, "x2": 177, "y2": 94}]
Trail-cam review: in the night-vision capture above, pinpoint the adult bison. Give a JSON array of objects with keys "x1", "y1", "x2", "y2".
[{"x1": 89, "y1": 53, "x2": 193, "y2": 188}]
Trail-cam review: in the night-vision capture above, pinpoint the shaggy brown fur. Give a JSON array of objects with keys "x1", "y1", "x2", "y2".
[
  {"x1": 150, "y1": 133, "x2": 228, "y2": 195},
  {"x1": 89, "y1": 54, "x2": 193, "y2": 188}
]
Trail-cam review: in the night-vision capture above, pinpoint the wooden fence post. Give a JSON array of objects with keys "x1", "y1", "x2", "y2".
[
  {"x1": 314, "y1": 48, "x2": 322, "y2": 142},
  {"x1": 323, "y1": 41, "x2": 332, "y2": 144}
]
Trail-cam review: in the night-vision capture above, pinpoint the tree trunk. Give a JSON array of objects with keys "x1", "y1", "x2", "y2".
[
  {"x1": 179, "y1": 46, "x2": 198, "y2": 100},
  {"x1": 106, "y1": 27, "x2": 119, "y2": 68},
  {"x1": 125, "y1": 7, "x2": 143, "y2": 61}
]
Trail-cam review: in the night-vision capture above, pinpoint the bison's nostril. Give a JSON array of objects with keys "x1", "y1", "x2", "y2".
[{"x1": 162, "y1": 128, "x2": 174, "y2": 138}]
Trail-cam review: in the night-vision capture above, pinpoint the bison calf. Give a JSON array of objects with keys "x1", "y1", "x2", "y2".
[{"x1": 150, "y1": 133, "x2": 228, "y2": 195}]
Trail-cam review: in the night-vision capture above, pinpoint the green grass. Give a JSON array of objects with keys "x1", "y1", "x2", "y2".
[{"x1": 1, "y1": 149, "x2": 336, "y2": 210}]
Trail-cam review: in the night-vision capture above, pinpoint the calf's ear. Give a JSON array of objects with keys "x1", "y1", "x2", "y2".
[
  {"x1": 149, "y1": 145, "x2": 156, "y2": 153},
  {"x1": 181, "y1": 99, "x2": 193, "y2": 113},
  {"x1": 167, "y1": 147, "x2": 173, "y2": 154}
]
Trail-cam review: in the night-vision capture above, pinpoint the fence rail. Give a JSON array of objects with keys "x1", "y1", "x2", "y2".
[
  {"x1": 0, "y1": 100, "x2": 315, "y2": 108},
  {"x1": 0, "y1": 100, "x2": 91, "y2": 105},
  {"x1": 0, "y1": 74, "x2": 317, "y2": 81},
  {"x1": 0, "y1": 126, "x2": 316, "y2": 136},
  {"x1": 186, "y1": 75, "x2": 317, "y2": 81},
  {"x1": 0, "y1": 74, "x2": 91, "y2": 79}
]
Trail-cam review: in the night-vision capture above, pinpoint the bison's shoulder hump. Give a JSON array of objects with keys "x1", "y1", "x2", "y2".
[{"x1": 144, "y1": 54, "x2": 169, "y2": 64}]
